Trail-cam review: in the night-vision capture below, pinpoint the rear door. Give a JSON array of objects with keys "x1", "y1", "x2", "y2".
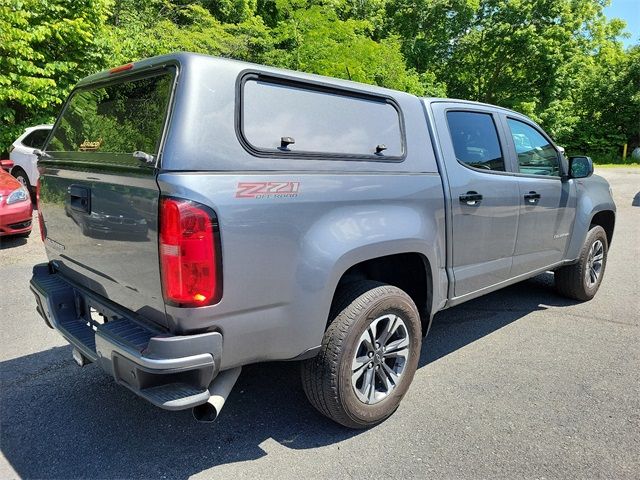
[
  {"x1": 39, "y1": 68, "x2": 176, "y2": 328},
  {"x1": 501, "y1": 116, "x2": 577, "y2": 276},
  {"x1": 431, "y1": 103, "x2": 520, "y2": 298}
]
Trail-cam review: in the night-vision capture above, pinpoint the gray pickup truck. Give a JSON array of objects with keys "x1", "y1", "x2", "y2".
[{"x1": 31, "y1": 52, "x2": 615, "y2": 428}]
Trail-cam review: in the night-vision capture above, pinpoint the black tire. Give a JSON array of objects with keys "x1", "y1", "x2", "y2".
[
  {"x1": 301, "y1": 280, "x2": 422, "y2": 428},
  {"x1": 555, "y1": 225, "x2": 608, "y2": 301},
  {"x1": 11, "y1": 167, "x2": 32, "y2": 193}
]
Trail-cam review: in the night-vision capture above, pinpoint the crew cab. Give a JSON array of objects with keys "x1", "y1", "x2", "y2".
[{"x1": 30, "y1": 53, "x2": 615, "y2": 428}]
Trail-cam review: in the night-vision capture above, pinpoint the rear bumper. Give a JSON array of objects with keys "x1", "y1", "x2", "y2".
[{"x1": 30, "y1": 263, "x2": 222, "y2": 410}]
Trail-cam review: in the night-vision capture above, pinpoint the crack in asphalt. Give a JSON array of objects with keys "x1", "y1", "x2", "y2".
[{"x1": 1, "y1": 358, "x2": 76, "y2": 389}]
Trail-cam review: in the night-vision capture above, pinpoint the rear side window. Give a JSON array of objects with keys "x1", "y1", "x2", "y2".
[
  {"x1": 446, "y1": 111, "x2": 505, "y2": 172},
  {"x1": 22, "y1": 129, "x2": 50, "y2": 149},
  {"x1": 240, "y1": 78, "x2": 403, "y2": 158},
  {"x1": 507, "y1": 118, "x2": 560, "y2": 176},
  {"x1": 46, "y1": 71, "x2": 174, "y2": 164}
]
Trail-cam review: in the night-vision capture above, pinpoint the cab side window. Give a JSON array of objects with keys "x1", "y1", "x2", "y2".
[
  {"x1": 446, "y1": 111, "x2": 505, "y2": 172},
  {"x1": 507, "y1": 118, "x2": 560, "y2": 176}
]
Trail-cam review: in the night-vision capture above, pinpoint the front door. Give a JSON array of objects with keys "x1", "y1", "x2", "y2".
[
  {"x1": 434, "y1": 105, "x2": 521, "y2": 298},
  {"x1": 502, "y1": 117, "x2": 577, "y2": 276}
]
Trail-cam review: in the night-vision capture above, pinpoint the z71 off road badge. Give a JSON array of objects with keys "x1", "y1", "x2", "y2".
[{"x1": 236, "y1": 181, "x2": 300, "y2": 199}]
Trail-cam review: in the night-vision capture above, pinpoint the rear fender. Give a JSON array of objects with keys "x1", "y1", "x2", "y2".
[
  {"x1": 298, "y1": 203, "x2": 443, "y2": 343},
  {"x1": 159, "y1": 172, "x2": 446, "y2": 369}
]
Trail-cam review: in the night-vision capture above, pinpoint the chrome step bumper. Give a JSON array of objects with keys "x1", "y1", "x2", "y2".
[{"x1": 30, "y1": 263, "x2": 222, "y2": 410}]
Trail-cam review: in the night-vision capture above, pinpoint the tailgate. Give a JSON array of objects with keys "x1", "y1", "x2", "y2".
[{"x1": 38, "y1": 68, "x2": 176, "y2": 328}]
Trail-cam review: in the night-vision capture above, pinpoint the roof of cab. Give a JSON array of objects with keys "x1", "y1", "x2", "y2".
[
  {"x1": 24, "y1": 124, "x2": 53, "y2": 131},
  {"x1": 422, "y1": 97, "x2": 525, "y2": 116}
]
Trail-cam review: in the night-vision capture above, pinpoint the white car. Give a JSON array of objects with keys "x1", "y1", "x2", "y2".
[{"x1": 9, "y1": 124, "x2": 53, "y2": 192}]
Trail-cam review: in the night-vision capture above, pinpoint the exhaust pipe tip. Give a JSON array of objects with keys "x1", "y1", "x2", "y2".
[
  {"x1": 72, "y1": 347, "x2": 89, "y2": 367},
  {"x1": 191, "y1": 367, "x2": 242, "y2": 423},
  {"x1": 192, "y1": 403, "x2": 219, "y2": 423}
]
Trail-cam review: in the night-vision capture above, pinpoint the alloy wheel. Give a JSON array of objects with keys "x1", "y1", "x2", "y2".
[
  {"x1": 351, "y1": 313, "x2": 410, "y2": 405},
  {"x1": 585, "y1": 239, "x2": 604, "y2": 287}
]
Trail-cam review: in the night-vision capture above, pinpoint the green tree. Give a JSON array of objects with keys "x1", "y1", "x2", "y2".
[
  {"x1": 0, "y1": 0, "x2": 636, "y2": 161},
  {"x1": 561, "y1": 44, "x2": 640, "y2": 159},
  {"x1": 0, "y1": 0, "x2": 112, "y2": 152},
  {"x1": 386, "y1": 0, "x2": 637, "y2": 159},
  {"x1": 201, "y1": 0, "x2": 257, "y2": 23},
  {"x1": 105, "y1": 1, "x2": 271, "y2": 65},
  {"x1": 385, "y1": 0, "x2": 478, "y2": 73},
  {"x1": 266, "y1": 5, "x2": 444, "y2": 95}
]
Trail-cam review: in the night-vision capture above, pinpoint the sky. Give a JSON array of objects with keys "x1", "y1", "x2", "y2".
[{"x1": 604, "y1": 0, "x2": 639, "y2": 47}]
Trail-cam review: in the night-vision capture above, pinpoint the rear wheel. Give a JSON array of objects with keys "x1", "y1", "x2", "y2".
[
  {"x1": 301, "y1": 281, "x2": 422, "y2": 428},
  {"x1": 555, "y1": 225, "x2": 608, "y2": 301}
]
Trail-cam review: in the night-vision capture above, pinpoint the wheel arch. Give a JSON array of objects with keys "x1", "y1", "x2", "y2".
[
  {"x1": 294, "y1": 196, "x2": 446, "y2": 356},
  {"x1": 10, "y1": 165, "x2": 29, "y2": 182},
  {"x1": 329, "y1": 251, "x2": 434, "y2": 336},
  {"x1": 590, "y1": 210, "x2": 615, "y2": 246},
  {"x1": 566, "y1": 200, "x2": 616, "y2": 262}
]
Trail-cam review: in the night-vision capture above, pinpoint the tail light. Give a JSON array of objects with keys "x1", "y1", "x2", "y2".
[
  {"x1": 159, "y1": 197, "x2": 222, "y2": 307},
  {"x1": 37, "y1": 179, "x2": 46, "y2": 241}
]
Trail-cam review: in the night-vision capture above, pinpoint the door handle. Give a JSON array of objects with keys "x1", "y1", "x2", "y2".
[
  {"x1": 69, "y1": 185, "x2": 91, "y2": 213},
  {"x1": 524, "y1": 191, "x2": 541, "y2": 204},
  {"x1": 459, "y1": 191, "x2": 483, "y2": 206}
]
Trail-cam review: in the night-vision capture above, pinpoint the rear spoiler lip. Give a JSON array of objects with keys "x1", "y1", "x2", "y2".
[{"x1": 75, "y1": 52, "x2": 187, "y2": 88}]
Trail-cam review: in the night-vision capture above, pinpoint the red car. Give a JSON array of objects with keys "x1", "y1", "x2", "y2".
[{"x1": 0, "y1": 160, "x2": 33, "y2": 237}]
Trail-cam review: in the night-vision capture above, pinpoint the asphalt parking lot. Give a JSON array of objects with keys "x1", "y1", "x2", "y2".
[{"x1": 1, "y1": 167, "x2": 638, "y2": 479}]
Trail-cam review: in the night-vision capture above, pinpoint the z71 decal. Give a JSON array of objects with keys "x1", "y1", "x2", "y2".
[{"x1": 236, "y1": 182, "x2": 300, "y2": 199}]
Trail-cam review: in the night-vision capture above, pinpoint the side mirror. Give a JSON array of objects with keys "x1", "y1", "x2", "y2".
[
  {"x1": 569, "y1": 156, "x2": 593, "y2": 179},
  {"x1": 0, "y1": 159, "x2": 14, "y2": 172}
]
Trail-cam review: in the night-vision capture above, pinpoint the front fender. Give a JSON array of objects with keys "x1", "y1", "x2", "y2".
[{"x1": 565, "y1": 175, "x2": 616, "y2": 261}]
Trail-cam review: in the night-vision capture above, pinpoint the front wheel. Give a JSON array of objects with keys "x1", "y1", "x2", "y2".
[
  {"x1": 555, "y1": 225, "x2": 608, "y2": 301},
  {"x1": 301, "y1": 281, "x2": 422, "y2": 428}
]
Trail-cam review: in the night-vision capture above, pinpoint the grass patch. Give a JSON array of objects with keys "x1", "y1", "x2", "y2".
[{"x1": 594, "y1": 163, "x2": 640, "y2": 168}]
